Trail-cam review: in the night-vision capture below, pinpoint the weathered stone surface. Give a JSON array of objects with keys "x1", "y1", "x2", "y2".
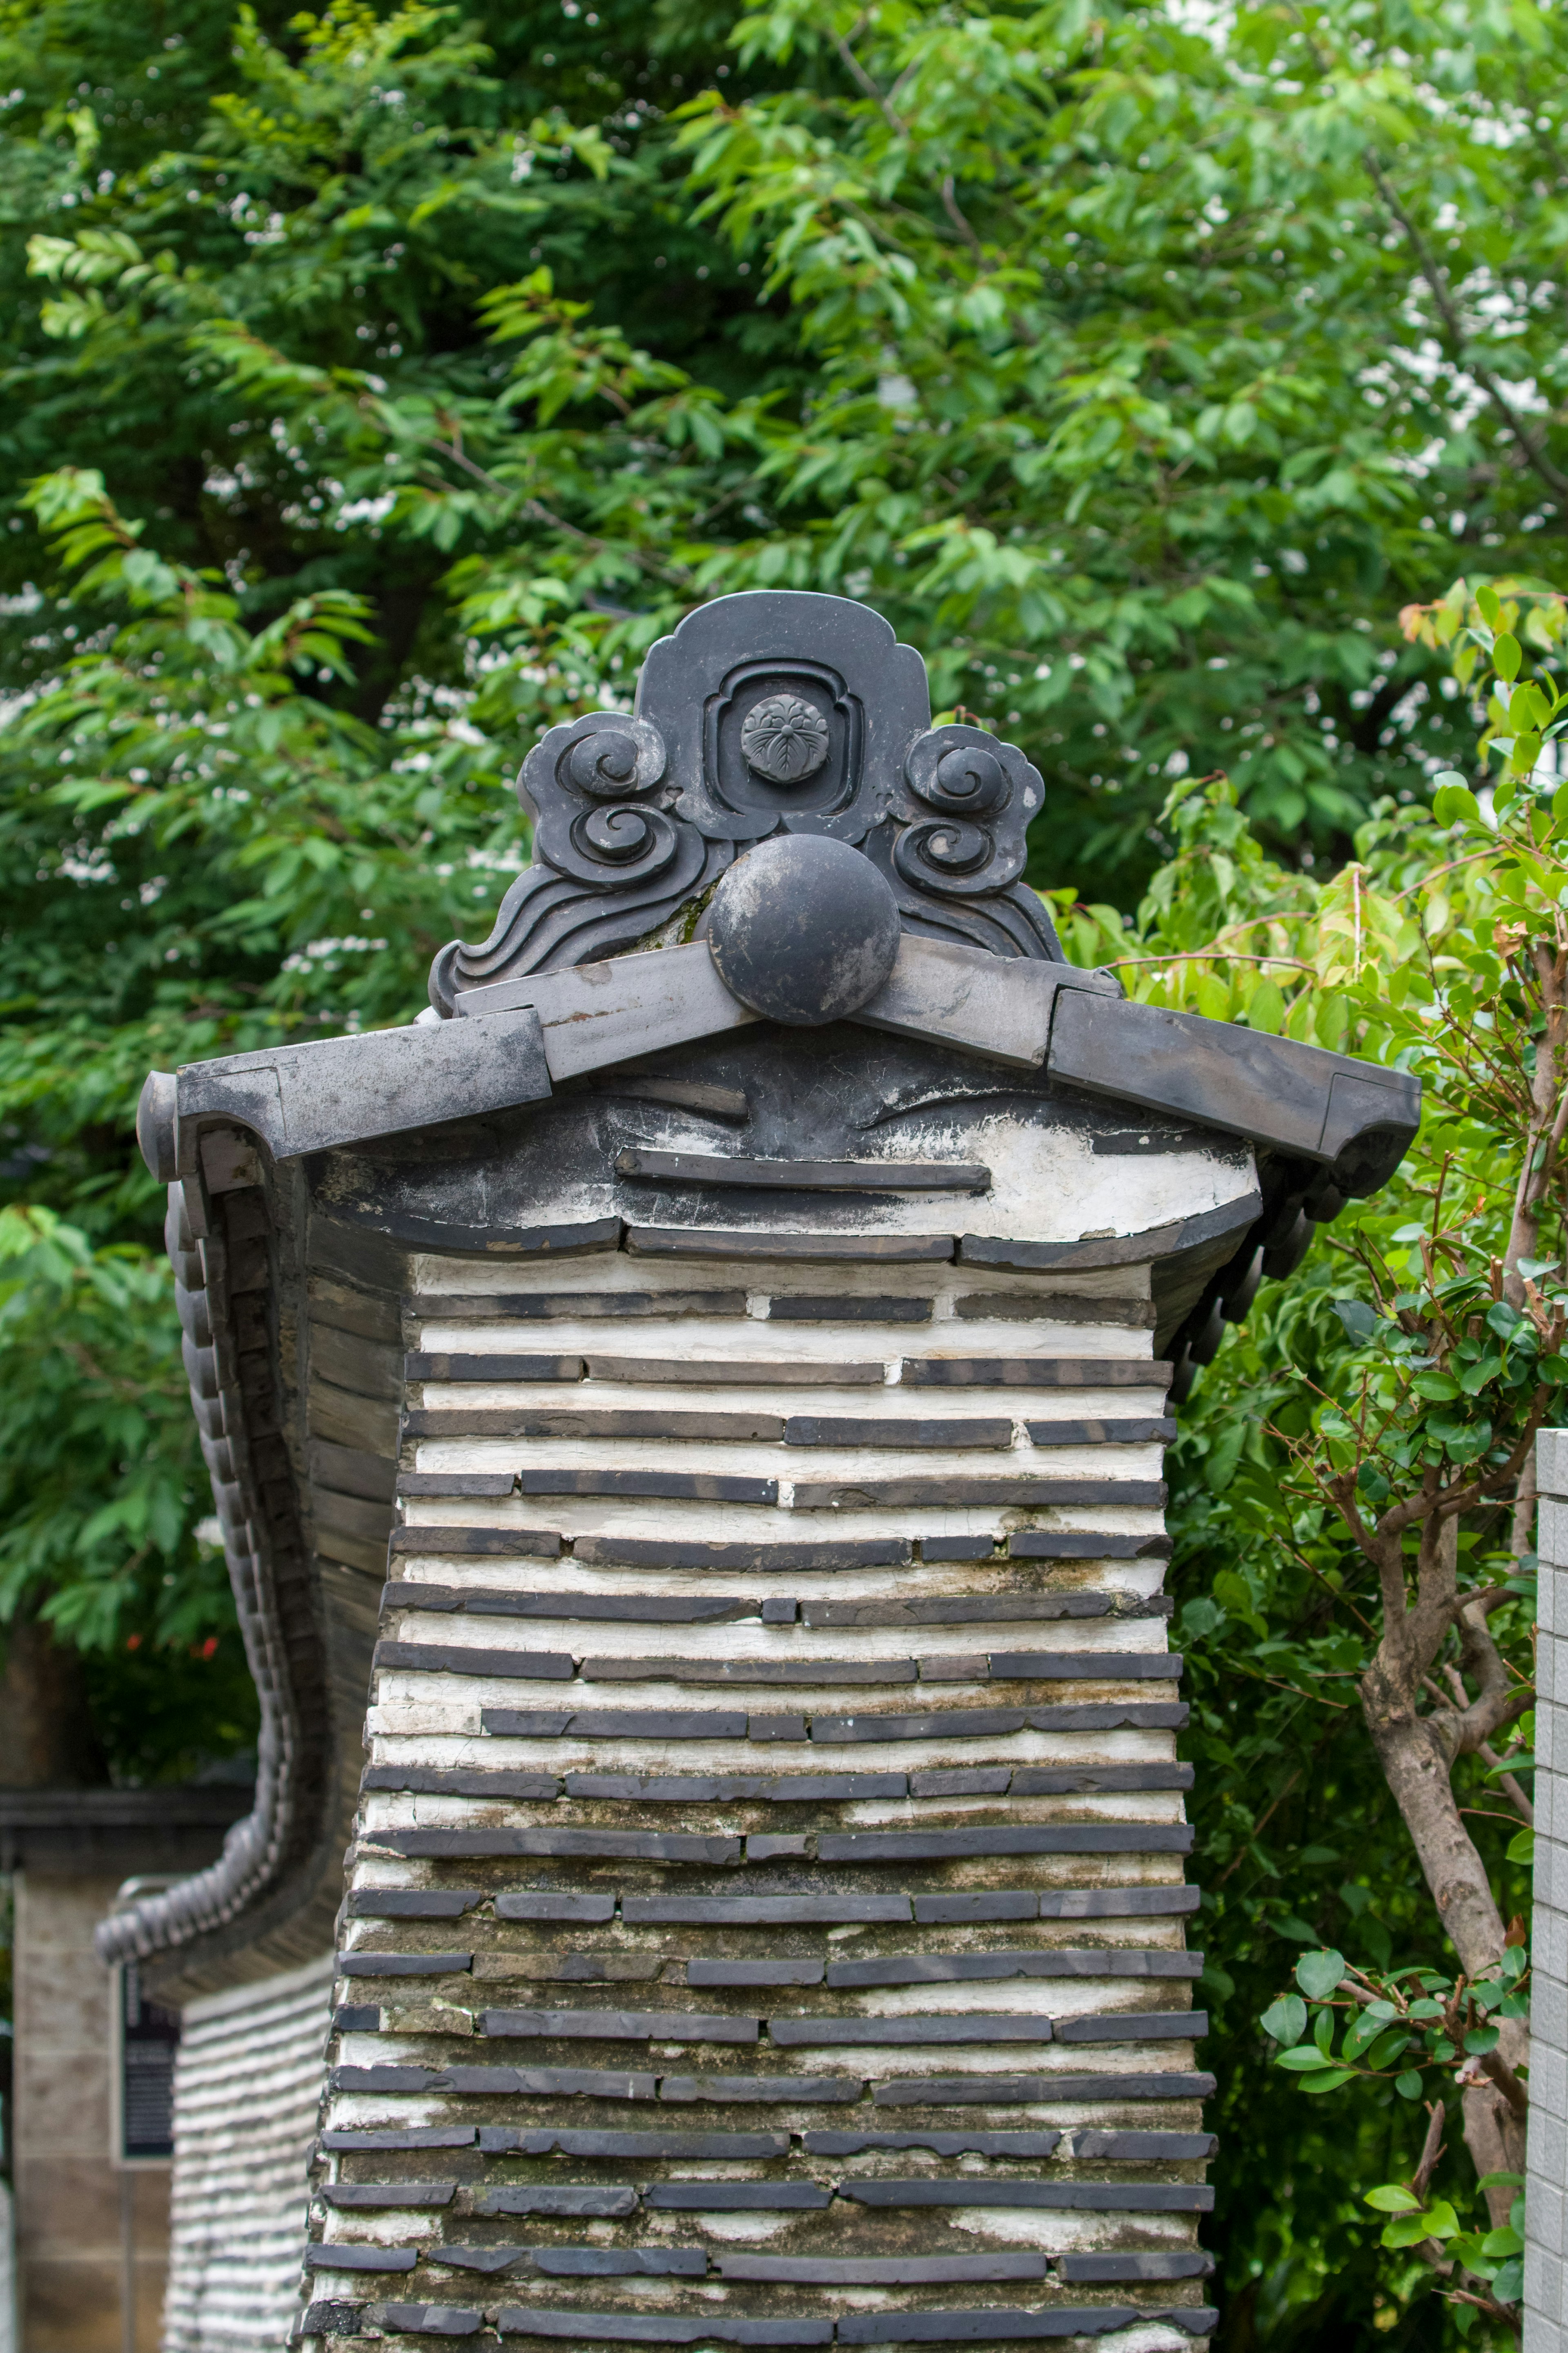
[
  {"x1": 802, "y1": 2132, "x2": 1060, "y2": 2157},
  {"x1": 810, "y1": 1704, "x2": 1187, "y2": 1741},
  {"x1": 902, "y1": 1357, "x2": 1174, "y2": 1387},
  {"x1": 322, "y1": 2183, "x2": 457, "y2": 2210},
  {"x1": 769, "y1": 2015, "x2": 1058, "y2": 2047},
  {"x1": 373, "y1": 1642, "x2": 573, "y2": 1680},
  {"x1": 872, "y1": 2072, "x2": 1216, "y2": 2104},
  {"x1": 375, "y1": 1828, "x2": 744, "y2": 1863},
  {"x1": 823, "y1": 1951, "x2": 1200, "y2": 1987},
  {"x1": 623, "y1": 1897, "x2": 908, "y2": 1925},
  {"x1": 389, "y1": 1526, "x2": 563, "y2": 1556},
  {"x1": 496, "y1": 2313, "x2": 835, "y2": 2345},
  {"x1": 493, "y1": 1895, "x2": 615, "y2": 1922},
  {"x1": 475, "y1": 2130, "x2": 788, "y2": 2158},
  {"x1": 719, "y1": 2256, "x2": 1048, "y2": 2285},
  {"x1": 835, "y1": 2308, "x2": 1138, "y2": 2344},
  {"x1": 642, "y1": 2184, "x2": 832, "y2": 2210},
  {"x1": 840, "y1": 2181, "x2": 1212, "y2": 2210},
  {"x1": 347, "y1": 1889, "x2": 486, "y2": 1918},
  {"x1": 307, "y1": 2246, "x2": 418, "y2": 2273},
  {"x1": 338, "y1": 1952, "x2": 474, "y2": 1976},
  {"x1": 530, "y1": 2250, "x2": 708, "y2": 2277},
  {"x1": 658, "y1": 2075, "x2": 864, "y2": 2105},
  {"x1": 479, "y1": 2009, "x2": 758, "y2": 2045},
  {"x1": 372, "y1": 2305, "x2": 485, "y2": 2337},
  {"x1": 816, "y1": 1826, "x2": 1194, "y2": 1859},
  {"x1": 477, "y1": 2187, "x2": 638, "y2": 2217},
  {"x1": 322, "y1": 2129, "x2": 477, "y2": 2150}
]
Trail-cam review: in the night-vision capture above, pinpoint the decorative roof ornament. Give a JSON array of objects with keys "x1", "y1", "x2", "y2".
[{"x1": 428, "y1": 593, "x2": 1060, "y2": 1013}]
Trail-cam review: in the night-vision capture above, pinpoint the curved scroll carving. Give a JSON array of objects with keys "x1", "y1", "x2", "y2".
[
  {"x1": 896, "y1": 726, "x2": 1038, "y2": 896},
  {"x1": 882, "y1": 723, "x2": 1063, "y2": 960},
  {"x1": 528, "y1": 714, "x2": 682, "y2": 891},
  {"x1": 429, "y1": 711, "x2": 723, "y2": 1015}
]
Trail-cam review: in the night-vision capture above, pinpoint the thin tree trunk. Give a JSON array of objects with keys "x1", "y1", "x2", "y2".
[
  {"x1": 1511, "y1": 1446, "x2": 1538, "y2": 1564},
  {"x1": 1505, "y1": 941, "x2": 1568, "y2": 1305},
  {"x1": 0, "y1": 1611, "x2": 107, "y2": 1786},
  {"x1": 1361, "y1": 1702, "x2": 1508, "y2": 1973},
  {"x1": 1461, "y1": 2079, "x2": 1526, "y2": 2226}
]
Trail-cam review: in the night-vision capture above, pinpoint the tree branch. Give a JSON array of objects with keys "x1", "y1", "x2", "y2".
[
  {"x1": 939, "y1": 173, "x2": 985, "y2": 265},
  {"x1": 1412, "y1": 2098, "x2": 1448, "y2": 2205},
  {"x1": 832, "y1": 27, "x2": 988, "y2": 268},
  {"x1": 1504, "y1": 935, "x2": 1568, "y2": 1298},
  {"x1": 833, "y1": 27, "x2": 911, "y2": 137},
  {"x1": 1365, "y1": 149, "x2": 1568, "y2": 504},
  {"x1": 1450, "y1": 1598, "x2": 1535, "y2": 1755},
  {"x1": 1477, "y1": 1738, "x2": 1535, "y2": 1825},
  {"x1": 1213, "y1": 1766, "x2": 1301, "y2": 1885},
  {"x1": 420, "y1": 438, "x2": 696, "y2": 591},
  {"x1": 1466, "y1": 2045, "x2": 1530, "y2": 2123}
]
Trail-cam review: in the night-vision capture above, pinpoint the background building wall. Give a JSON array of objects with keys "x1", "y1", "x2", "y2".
[
  {"x1": 161, "y1": 1953, "x2": 332, "y2": 2353},
  {"x1": 12, "y1": 1869, "x2": 169, "y2": 2353}
]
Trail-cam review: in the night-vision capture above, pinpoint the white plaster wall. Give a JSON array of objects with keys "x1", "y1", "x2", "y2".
[{"x1": 161, "y1": 1954, "x2": 333, "y2": 2353}]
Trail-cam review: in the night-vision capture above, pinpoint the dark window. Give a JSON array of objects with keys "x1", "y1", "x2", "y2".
[{"x1": 120, "y1": 1964, "x2": 180, "y2": 2161}]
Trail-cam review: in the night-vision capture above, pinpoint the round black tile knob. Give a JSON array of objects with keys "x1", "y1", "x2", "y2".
[{"x1": 707, "y1": 834, "x2": 902, "y2": 1026}]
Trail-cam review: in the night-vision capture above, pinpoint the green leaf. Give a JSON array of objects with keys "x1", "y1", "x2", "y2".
[
  {"x1": 1380, "y1": 2213, "x2": 1436, "y2": 2248},
  {"x1": 1364, "y1": 2185, "x2": 1421, "y2": 2212},
  {"x1": 1432, "y1": 781, "x2": 1480, "y2": 825},
  {"x1": 1277, "y1": 2044, "x2": 1343, "y2": 2070},
  {"x1": 1247, "y1": 977, "x2": 1287, "y2": 1034},
  {"x1": 1261, "y1": 1995, "x2": 1307, "y2": 2047},
  {"x1": 1493, "y1": 631, "x2": 1523, "y2": 682},
  {"x1": 1508, "y1": 1828, "x2": 1536, "y2": 1865},
  {"x1": 1206, "y1": 1422, "x2": 1246, "y2": 1495},
  {"x1": 1395, "y1": 2070, "x2": 1425, "y2": 2099},
  {"x1": 1363, "y1": 2029, "x2": 1413, "y2": 2069},
  {"x1": 1295, "y1": 1948, "x2": 1347, "y2": 2000},
  {"x1": 1296, "y1": 2067, "x2": 1358, "y2": 2094},
  {"x1": 1446, "y1": 2231, "x2": 1495, "y2": 2277}
]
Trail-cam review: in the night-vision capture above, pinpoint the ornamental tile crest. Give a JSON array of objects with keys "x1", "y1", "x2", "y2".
[{"x1": 429, "y1": 591, "x2": 1060, "y2": 1013}]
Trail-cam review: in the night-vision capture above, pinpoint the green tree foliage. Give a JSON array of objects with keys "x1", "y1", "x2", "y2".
[
  {"x1": 0, "y1": 1197, "x2": 260, "y2": 1775},
  {"x1": 2, "y1": 0, "x2": 1567, "y2": 2333},
  {"x1": 1095, "y1": 584, "x2": 1568, "y2": 2345}
]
